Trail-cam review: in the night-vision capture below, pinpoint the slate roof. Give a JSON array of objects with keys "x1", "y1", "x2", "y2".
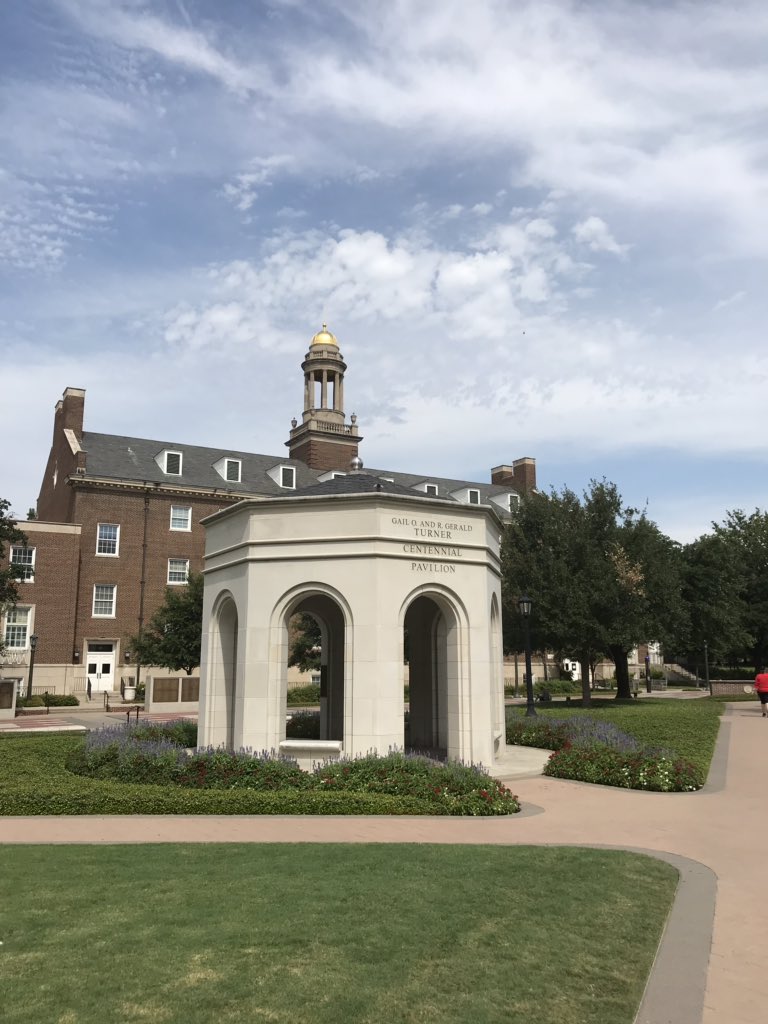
[
  {"x1": 78, "y1": 431, "x2": 521, "y2": 512},
  {"x1": 294, "y1": 474, "x2": 449, "y2": 499}
]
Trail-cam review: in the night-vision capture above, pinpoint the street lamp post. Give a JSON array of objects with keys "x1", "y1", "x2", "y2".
[
  {"x1": 518, "y1": 596, "x2": 536, "y2": 718},
  {"x1": 703, "y1": 640, "x2": 710, "y2": 693},
  {"x1": 26, "y1": 634, "x2": 39, "y2": 700}
]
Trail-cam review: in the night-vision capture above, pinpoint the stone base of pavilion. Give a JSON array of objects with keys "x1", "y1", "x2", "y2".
[{"x1": 487, "y1": 744, "x2": 551, "y2": 779}]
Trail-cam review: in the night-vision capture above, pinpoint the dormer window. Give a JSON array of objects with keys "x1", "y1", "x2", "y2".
[
  {"x1": 425, "y1": 484, "x2": 438, "y2": 496},
  {"x1": 468, "y1": 489, "x2": 480, "y2": 505},
  {"x1": 267, "y1": 463, "x2": 298, "y2": 489},
  {"x1": 509, "y1": 493, "x2": 520, "y2": 511},
  {"x1": 213, "y1": 456, "x2": 243, "y2": 484},
  {"x1": 163, "y1": 451, "x2": 182, "y2": 475}
]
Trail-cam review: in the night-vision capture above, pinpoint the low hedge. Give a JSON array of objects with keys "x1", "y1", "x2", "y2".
[
  {"x1": 1, "y1": 731, "x2": 519, "y2": 816},
  {"x1": 68, "y1": 726, "x2": 518, "y2": 815},
  {"x1": 17, "y1": 693, "x2": 80, "y2": 708},
  {"x1": 0, "y1": 783, "x2": 436, "y2": 816}
]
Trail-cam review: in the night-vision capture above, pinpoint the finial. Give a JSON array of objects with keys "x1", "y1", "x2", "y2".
[
  {"x1": 350, "y1": 412, "x2": 357, "y2": 424},
  {"x1": 291, "y1": 417, "x2": 297, "y2": 428}
]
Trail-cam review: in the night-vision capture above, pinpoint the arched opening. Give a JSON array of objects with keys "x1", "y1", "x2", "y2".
[
  {"x1": 202, "y1": 594, "x2": 238, "y2": 749},
  {"x1": 404, "y1": 594, "x2": 458, "y2": 757},
  {"x1": 286, "y1": 593, "x2": 345, "y2": 741}
]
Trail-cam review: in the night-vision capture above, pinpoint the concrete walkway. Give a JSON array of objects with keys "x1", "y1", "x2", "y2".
[{"x1": 1, "y1": 703, "x2": 766, "y2": 1023}]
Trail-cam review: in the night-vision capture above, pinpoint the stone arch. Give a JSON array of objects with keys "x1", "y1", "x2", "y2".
[
  {"x1": 200, "y1": 590, "x2": 239, "y2": 749},
  {"x1": 270, "y1": 582, "x2": 353, "y2": 743},
  {"x1": 400, "y1": 584, "x2": 468, "y2": 760}
]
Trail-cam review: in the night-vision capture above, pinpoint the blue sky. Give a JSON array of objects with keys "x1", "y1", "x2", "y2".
[{"x1": 1, "y1": 0, "x2": 766, "y2": 541}]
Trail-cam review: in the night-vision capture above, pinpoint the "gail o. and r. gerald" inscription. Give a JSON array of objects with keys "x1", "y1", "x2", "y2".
[{"x1": 391, "y1": 517, "x2": 473, "y2": 573}]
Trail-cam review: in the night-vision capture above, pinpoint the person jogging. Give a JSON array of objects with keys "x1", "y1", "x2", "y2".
[{"x1": 754, "y1": 671, "x2": 768, "y2": 718}]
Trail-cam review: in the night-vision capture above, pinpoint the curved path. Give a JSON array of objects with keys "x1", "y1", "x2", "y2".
[{"x1": 2, "y1": 703, "x2": 766, "y2": 1023}]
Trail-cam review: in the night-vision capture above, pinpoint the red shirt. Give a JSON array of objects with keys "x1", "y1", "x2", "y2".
[{"x1": 754, "y1": 673, "x2": 768, "y2": 693}]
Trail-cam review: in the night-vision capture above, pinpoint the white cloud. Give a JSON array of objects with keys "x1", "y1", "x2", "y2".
[
  {"x1": 572, "y1": 216, "x2": 628, "y2": 255},
  {"x1": 55, "y1": 0, "x2": 263, "y2": 95},
  {"x1": 221, "y1": 155, "x2": 295, "y2": 213},
  {"x1": 712, "y1": 290, "x2": 746, "y2": 312}
]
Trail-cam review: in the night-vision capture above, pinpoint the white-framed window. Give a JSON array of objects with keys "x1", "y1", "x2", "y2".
[
  {"x1": 425, "y1": 484, "x2": 438, "y2": 496},
  {"x1": 508, "y1": 493, "x2": 520, "y2": 511},
  {"x1": 96, "y1": 523, "x2": 120, "y2": 556},
  {"x1": 92, "y1": 584, "x2": 116, "y2": 618},
  {"x1": 3, "y1": 606, "x2": 30, "y2": 648},
  {"x1": 167, "y1": 558, "x2": 190, "y2": 585},
  {"x1": 11, "y1": 545, "x2": 35, "y2": 582},
  {"x1": 170, "y1": 505, "x2": 192, "y2": 531},
  {"x1": 164, "y1": 451, "x2": 183, "y2": 475},
  {"x1": 280, "y1": 466, "x2": 296, "y2": 489},
  {"x1": 224, "y1": 458, "x2": 241, "y2": 483},
  {"x1": 468, "y1": 489, "x2": 480, "y2": 505}
]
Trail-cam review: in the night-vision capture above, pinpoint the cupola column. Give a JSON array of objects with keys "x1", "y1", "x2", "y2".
[{"x1": 287, "y1": 324, "x2": 363, "y2": 471}]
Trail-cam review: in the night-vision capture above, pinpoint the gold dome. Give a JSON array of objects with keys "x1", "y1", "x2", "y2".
[{"x1": 310, "y1": 323, "x2": 338, "y2": 347}]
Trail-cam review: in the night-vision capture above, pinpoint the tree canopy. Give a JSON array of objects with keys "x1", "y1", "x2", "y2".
[
  {"x1": 676, "y1": 509, "x2": 768, "y2": 673},
  {"x1": 130, "y1": 572, "x2": 204, "y2": 674},
  {"x1": 288, "y1": 613, "x2": 321, "y2": 673},
  {"x1": 501, "y1": 481, "x2": 686, "y2": 700}
]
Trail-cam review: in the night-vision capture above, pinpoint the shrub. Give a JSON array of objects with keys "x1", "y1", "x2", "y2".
[
  {"x1": 17, "y1": 695, "x2": 45, "y2": 707},
  {"x1": 286, "y1": 684, "x2": 320, "y2": 706},
  {"x1": 66, "y1": 725, "x2": 519, "y2": 815},
  {"x1": 544, "y1": 747, "x2": 700, "y2": 792},
  {"x1": 17, "y1": 693, "x2": 80, "y2": 708},
  {"x1": 534, "y1": 679, "x2": 581, "y2": 696},
  {"x1": 506, "y1": 703, "x2": 720, "y2": 791},
  {"x1": 286, "y1": 710, "x2": 321, "y2": 739},
  {"x1": 313, "y1": 752, "x2": 519, "y2": 815}
]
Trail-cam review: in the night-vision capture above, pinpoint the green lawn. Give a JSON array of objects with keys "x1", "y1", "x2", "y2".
[
  {"x1": 508, "y1": 697, "x2": 723, "y2": 779},
  {"x1": 0, "y1": 843, "x2": 677, "y2": 1024}
]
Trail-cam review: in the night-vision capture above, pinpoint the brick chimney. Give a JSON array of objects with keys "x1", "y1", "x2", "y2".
[
  {"x1": 58, "y1": 387, "x2": 85, "y2": 440},
  {"x1": 491, "y1": 457, "x2": 537, "y2": 494}
]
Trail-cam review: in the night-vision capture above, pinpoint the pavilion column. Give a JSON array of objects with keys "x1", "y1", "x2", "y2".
[{"x1": 321, "y1": 370, "x2": 328, "y2": 409}]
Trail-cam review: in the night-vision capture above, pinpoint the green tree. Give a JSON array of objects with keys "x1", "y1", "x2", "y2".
[
  {"x1": 288, "y1": 613, "x2": 321, "y2": 672},
  {"x1": 130, "y1": 572, "x2": 204, "y2": 674},
  {"x1": 712, "y1": 510, "x2": 768, "y2": 672},
  {"x1": 502, "y1": 481, "x2": 685, "y2": 701},
  {"x1": 679, "y1": 531, "x2": 749, "y2": 669},
  {"x1": 0, "y1": 499, "x2": 27, "y2": 653},
  {"x1": 502, "y1": 485, "x2": 606, "y2": 705}
]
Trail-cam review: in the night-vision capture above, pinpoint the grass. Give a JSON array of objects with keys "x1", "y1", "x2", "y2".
[
  {"x1": 0, "y1": 843, "x2": 678, "y2": 1024},
  {"x1": 507, "y1": 697, "x2": 723, "y2": 781}
]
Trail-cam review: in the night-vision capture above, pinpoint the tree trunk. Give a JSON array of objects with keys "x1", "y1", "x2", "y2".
[
  {"x1": 541, "y1": 653, "x2": 549, "y2": 681},
  {"x1": 610, "y1": 645, "x2": 632, "y2": 699},
  {"x1": 579, "y1": 650, "x2": 591, "y2": 706}
]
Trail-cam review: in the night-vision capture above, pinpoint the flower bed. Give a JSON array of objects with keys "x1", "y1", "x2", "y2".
[
  {"x1": 506, "y1": 713, "x2": 703, "y2": 791},
  {"x1": 66, "y1": 724, "x2": 519, "y2": 815}
]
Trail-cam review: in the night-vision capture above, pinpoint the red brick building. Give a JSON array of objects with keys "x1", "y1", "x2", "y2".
[{"x1": 1, "y1": 326, "x2": 536, "y2": 696}]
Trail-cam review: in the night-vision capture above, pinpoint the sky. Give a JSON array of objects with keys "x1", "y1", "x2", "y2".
[{"x1": 1, "y1": 0, "x2": 766, "y2": 543}]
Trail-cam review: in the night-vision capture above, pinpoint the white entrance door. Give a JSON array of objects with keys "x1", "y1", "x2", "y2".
[{"x1": 86, "y1": 643, "x2": 115, "y2": 692}]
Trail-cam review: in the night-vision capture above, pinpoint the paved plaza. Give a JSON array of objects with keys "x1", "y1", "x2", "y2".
[{"x1": 1, "y1": 701, "x2": 765, "y2": 1023}]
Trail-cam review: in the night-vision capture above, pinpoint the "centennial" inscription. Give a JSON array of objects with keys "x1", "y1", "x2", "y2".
[{"x1": 403, "y1": 543, "x2": 461, "y2": 558}]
